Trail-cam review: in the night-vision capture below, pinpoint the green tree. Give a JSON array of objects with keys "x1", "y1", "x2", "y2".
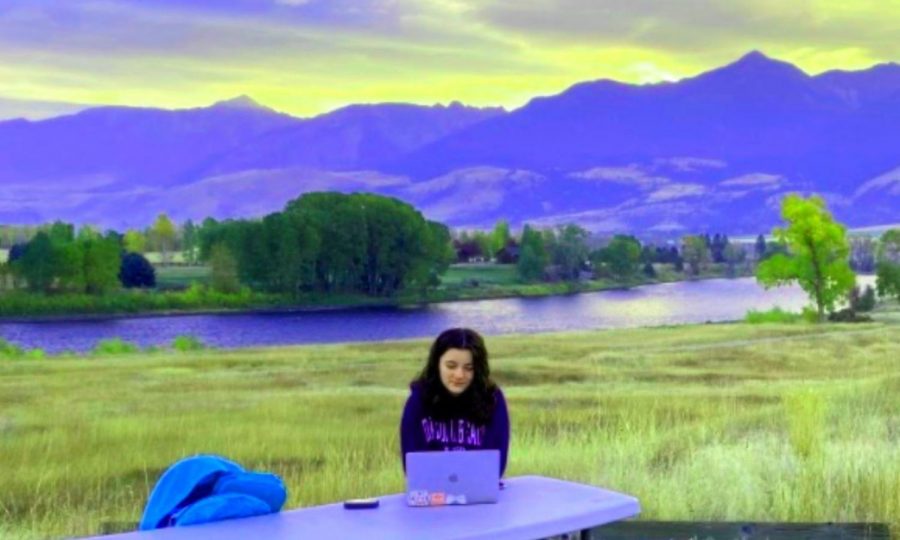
[
  {"x1": 16, "y1": 232, "x2": 57, "y2": 293},
  {"x1": 593, "y1": 235, "x2": 641, "y2": 281},
  {"x1": 876, "y1": 261, "x2": 900, "y2": 302},
  {"x1": 182, "y1": 220, "x2": 197, "y2": 264},
  {"x1": 681, "y1": 235, "x2": 710, "y2": 276},
  {"x1": 82, "y1": 236, "x2": 122, "y2": 294},
  {"x1": 123, "y1": 230, "x2": 147, "y2": 254},
  {"x1": 76, "y1": 225, "x2": 100, "y2": 241},
  {"x1": 875, "y1": 229, "x2": 900, "y2": 302},
  {"x1": 287, "y1": 193, "x2": 367, "y2": 292},
  {"x1": 276, "y1": 212, "x2": 319, "y2": 295},
  {"x1": 553, "y1": 224, "x2": 590, "y2": 280},
  {"x1": 0, "y1": 261, "x2": 9, "y2": 292},
  {"x1": 357, "y1": 194, "x2": 430, "y2": 296},
  {"x1": 517, "y1": 225, "x2": 547, "y2": 282},
  {"x1": 197, "y1": 217, "x2": 221, "y2": 261},
  {"x1": 48, "y1": 221, "x2": 75, "y2": 244},
  {"x1": 491, "y1": 220, "x2": 511, "y2": 257},
  {"x1": 409, "y1": 221, "x2": 455, "y2": 294},
  {"x1": 150, "y1": 213, "x2": 177, "y2": 264},
  {"x1": 209, "y1": 243, "x2": 240, "y2": 294},
  {"x1": 877, "y1": 229, "x2": 900, "y2": 263},
  {"x1": 756, "y1": 194, "x2": 855, "y2": 322},
  {"x1": 55, "y1": 240, "x2": 86, "y2": 292},
  {"x1": 471, "y1": 230, "x2": 494, "y2": 261}
]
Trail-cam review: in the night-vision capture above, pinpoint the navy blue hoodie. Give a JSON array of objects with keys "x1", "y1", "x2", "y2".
[{"x1": 400, "y1": 382, "x2": 510, "y2": 476}]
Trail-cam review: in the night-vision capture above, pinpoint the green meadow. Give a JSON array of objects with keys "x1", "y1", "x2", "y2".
[
  {"x1": 1, "y1": 308, "x2": 899, "y2": 539},
  {"x1": 153, "y1": 265, "x2": 211, "y2": 290}
]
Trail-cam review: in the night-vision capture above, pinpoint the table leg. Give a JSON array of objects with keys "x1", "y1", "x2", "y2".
[{"x1": 579, "y1": 529, "x2": 591, "y2": 540}]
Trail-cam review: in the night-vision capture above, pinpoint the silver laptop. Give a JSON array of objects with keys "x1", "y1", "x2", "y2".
[{"x1": 405, "y1": 450, "x2": 500, "y2": 506}]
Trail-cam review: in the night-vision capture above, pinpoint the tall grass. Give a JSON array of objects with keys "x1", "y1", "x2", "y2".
[
  {"x1": 0, "y1": 317, "x2": 898, "y2": 538},
  {"x1": 745, "y1": 307, "x2": 804, "y2": 324}
]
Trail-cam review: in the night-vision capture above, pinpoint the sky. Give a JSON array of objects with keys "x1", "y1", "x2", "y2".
[{"x1": 1, "y1": 0, "x2": 899, "y2": 120}]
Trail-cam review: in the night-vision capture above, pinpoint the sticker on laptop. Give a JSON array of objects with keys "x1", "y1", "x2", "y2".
[
  {"x1": 446, "y1": 494, "x2": 467, "y2": 505},
  {"x1": 408, "y1": 490, "x2": 430, "y2": 506}
]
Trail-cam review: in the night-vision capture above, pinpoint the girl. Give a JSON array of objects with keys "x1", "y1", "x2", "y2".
[{"x1": 400, "y1": 327, "x2": 509, "y2": 477}]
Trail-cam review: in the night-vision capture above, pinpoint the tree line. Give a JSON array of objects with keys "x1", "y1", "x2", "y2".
[{"x1": 2, "y1": 192, "x2": 899, "y2": 319}]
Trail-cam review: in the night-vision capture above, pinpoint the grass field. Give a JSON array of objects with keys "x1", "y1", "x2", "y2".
[
  {"x1": 441, "y1": 263, "x2": 522, "y2": 286},
  {"x1": 1, "y1": 305, "x2": 898, "y2": 539},
  {"x1": 143, "y1": 252, "x2": 188, "y2": 265},
  {"x1": 154, "y1": 265, "x2": 211, "y2": 290}
]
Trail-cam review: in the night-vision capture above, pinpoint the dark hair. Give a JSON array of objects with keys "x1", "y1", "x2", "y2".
[{"x1": 412, "y1": 328, "x2": 497, "y2": 425}]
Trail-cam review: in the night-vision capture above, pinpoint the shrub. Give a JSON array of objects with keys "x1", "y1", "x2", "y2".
[
  {"x1": 876, "y1": 261, "x2": 900, "y2": 301},
  {"x1": 0, "y1": 338, "x2": 24, "y2": 358},
  {"x1": 827, "y1": 308, "x2": 872, "y2": 323},
  {"x1": 744, "y1": 307, "x2": 802, "y2": 324},
  {"x1": 25, "y1": 349, "x2": 45, "y2": 360},
  {"x1": 93, "y1": 338, "x2": 139, "y2": 355},
  {"x1": 119, "y1": 252, "x2": 156, "y2": 288},
  {"x1": 172, "y1": 335, "x2": 205, "y2": 352}
]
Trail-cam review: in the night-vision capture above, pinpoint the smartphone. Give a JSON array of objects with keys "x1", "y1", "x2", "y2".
[{"x1": 343, "y1": 498, "x2": 380, "y2": 509}]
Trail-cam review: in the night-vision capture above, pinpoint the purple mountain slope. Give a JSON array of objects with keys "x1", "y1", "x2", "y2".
[
  {"x1": 1, "y1": 52, "x2": 898, "y2": 233},
  {"x1": 193, "y1": 101, "x2": 505, "y2": 176},
  {"x1": 371, "y1": 51, "x2": 899, "y2": 232},
  {"x1": 815, "y1": 62, "x2": 900, "y2": 106},
  {"x1": 387, "y1": 51, "x2": 888, "y2": 178},
  {"x1": 0, "y1": 96, "x2": 299, "y2": 189}
]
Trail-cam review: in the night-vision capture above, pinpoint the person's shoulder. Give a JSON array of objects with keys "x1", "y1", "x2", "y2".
[
  {"x1": 409, "y1": 380, "x2": 425, "y2": 395},
  {"x1": 492, "y1": 385, "x2": 507, "y2": 402},
  {"x1": 405, "y1": 381, "x2": 426, "y2": 405}
]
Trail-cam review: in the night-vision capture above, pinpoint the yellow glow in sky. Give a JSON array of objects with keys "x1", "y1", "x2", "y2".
[{"x1": 0, "y1": 0, "x2": 897, "y2": 119}]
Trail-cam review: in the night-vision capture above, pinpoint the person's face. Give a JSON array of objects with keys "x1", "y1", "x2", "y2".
[{"x1": 438, "y1": 348, "x2": 474, "y2": 396}]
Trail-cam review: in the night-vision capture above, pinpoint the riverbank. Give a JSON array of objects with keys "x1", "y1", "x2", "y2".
[
  {"x1": 1, "y1": 310, "x2": 898, "y2": 539},
  {"x1": 0, "y1": 264, "x2": 755, "y2": 323}
]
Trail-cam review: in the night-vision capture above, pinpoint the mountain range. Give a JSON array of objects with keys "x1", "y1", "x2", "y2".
[{"x1": 1, "y1": 51, "x2": 898, "y2": 235}]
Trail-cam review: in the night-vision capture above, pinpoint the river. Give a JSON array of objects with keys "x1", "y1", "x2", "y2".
[{"x1": 0, "y1": 276, "x2": 877, "y2": 353}]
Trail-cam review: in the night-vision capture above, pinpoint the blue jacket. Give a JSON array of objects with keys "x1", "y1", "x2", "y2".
[{"x1": 139, "y1": 454, "x2": 287, "y2": 530}]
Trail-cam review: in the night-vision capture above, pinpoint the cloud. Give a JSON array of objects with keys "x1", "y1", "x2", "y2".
[
  {"x1": 0, "y1": 0, "x2": 897, "y2": 119},
  {"x1": 654, "y1": 157, "x2": 728, "y2": 172},
  {"x1": 854, "y1": 165, "x2": 900, "y2": 198},
  {"x1": 569, "y1": 165, "x2": 669, "y2": 190},
  {"x1": 469, "y1": 0, "x2": 899, "y2": 62},
  {"x1": 526, "y1": 198, "x2": 702, "y2": 233},
  {"x1": 646, "y1": 183, "x2": 707, "y2": 202},
  {"x1": 0, "y1": 96, "x2": 90, "y2": 120},
  {"x1": 0, "y1": 0, "x2": 538, "y2": 115},
  {"x1": 719, "y1": 173, "x2": 785, "y2": 189}
]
